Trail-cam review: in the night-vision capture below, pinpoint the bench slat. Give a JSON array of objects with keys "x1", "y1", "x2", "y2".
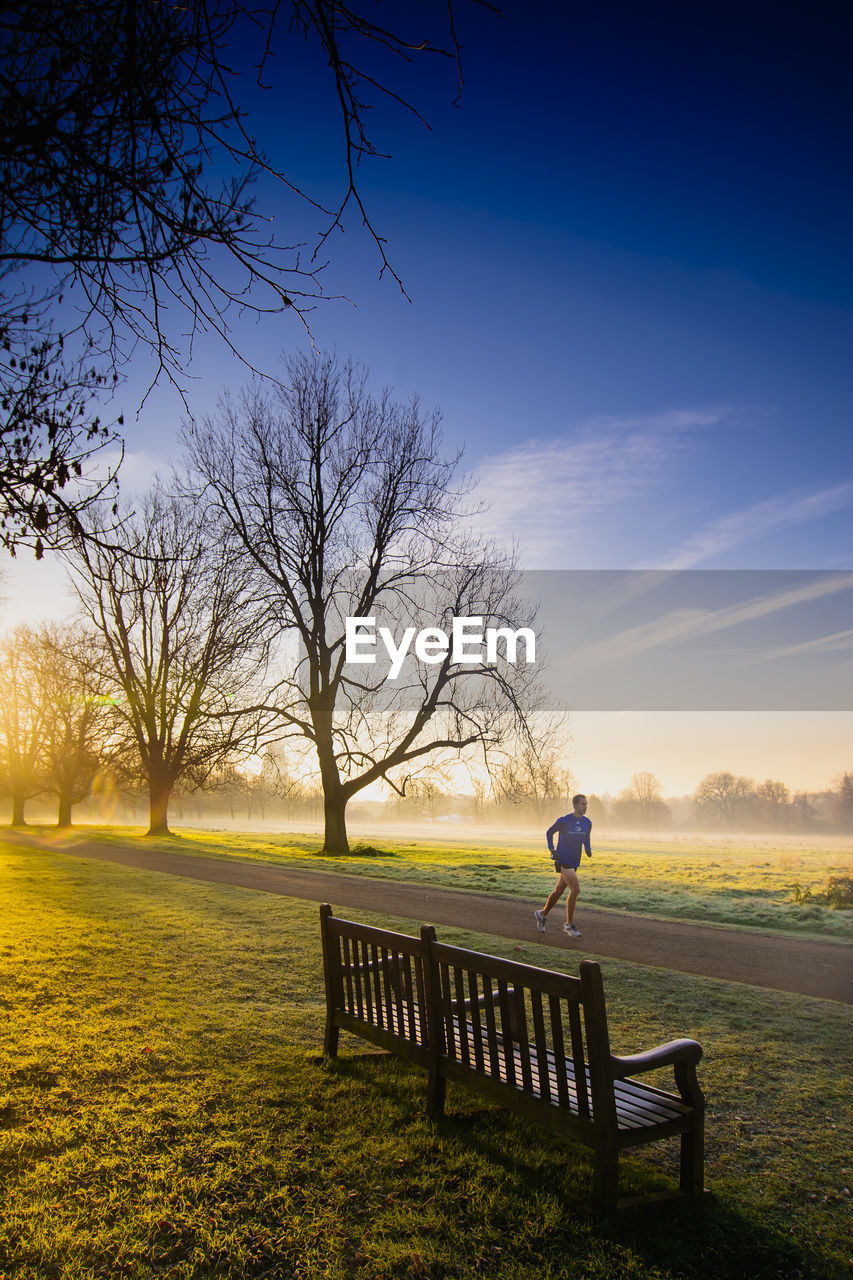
[
  {"x1": 360, "y1": 939, "x2": 374, "y2": 1024},
  {"x1": 439, "y1": 962, "x2": 455, "y2": 1057},
  {"x1": 401, "y1": 953, "x2": 415, "y2": 1036},
  {"x1": 412, "y1": 953, "x2": 427, "y2": 1044},
  {"x1": 548, "y1": 993, "x2": 571, "y2": 1110},
  {"x1": 513, "y1": 986, "x2": 534, "y2": 1094},
  {"x1": 389, "y1": 949, "x2": 404, "y2": 1033},
  {"x1": 431, "y1": 941, "x2": 583, "y2": 1001},
  {"x1": 467, "y1": 970, "x2": 486, "y2": 1073},
  {"x1": 378, "y1": 945, "x2": 391, "y2": 1031},
  {"x1": 496, "y1": 981, "x2": 516, "y2": 1087},
  {"x1": 370, "y1": 943, "x2": 382, "y2": 1028},
  {"x1": 530, "y1": 990, "x2": 551, "y2": 1104},
  {"x1": 482, "y1": 975, "x2": 501, "y2": 1080},
  {"x1": 453, "y1": 966, "x2": 470, "y2": 1068},
  {"x1": 567, "y1": 998, "x2": 590, "y2": 1120},
  {"x1": 343, "y1": 935, "x2": 359, "y2": 1020}
]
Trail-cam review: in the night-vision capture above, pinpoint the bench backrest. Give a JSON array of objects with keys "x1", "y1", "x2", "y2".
[
  {"x1": 430, "y1": 939, "x2": 613, "y2": 1124},
  {"x1": 321, "y1": 906, "x2": 617, "y2": 1127},
  {"x1": 320, "y1": 904, "x2": 433, "y2": 1066}
]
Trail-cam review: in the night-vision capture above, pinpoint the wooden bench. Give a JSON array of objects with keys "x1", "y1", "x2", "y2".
[{"x1": 319, "y1": 904, "x2": 706, "y2": 1212}]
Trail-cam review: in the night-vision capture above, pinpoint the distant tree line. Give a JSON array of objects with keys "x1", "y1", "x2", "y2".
[
  {"x1": 5, "y1": 639, "x2": 850, "y2": 837},
  {"x1": 687, "y1": 770, "x2": 848, "y2": 833},
  {"x1": 365, "y1": 767, "x2": 853, "y2": 835}
]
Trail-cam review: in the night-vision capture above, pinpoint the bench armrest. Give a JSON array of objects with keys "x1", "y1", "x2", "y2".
[{"x1": 610, "y1": 1038, "x2": 703, "y2": 1079}]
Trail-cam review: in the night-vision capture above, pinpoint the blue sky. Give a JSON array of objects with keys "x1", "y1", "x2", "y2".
[
  {"x1": 4, "y1": 0, "x2": 851, "y2": 795},
  {"x1": 196, "y1": 0, "x2": 852, "y2": 575}
]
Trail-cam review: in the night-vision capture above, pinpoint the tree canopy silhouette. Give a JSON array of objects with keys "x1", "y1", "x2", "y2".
[
  {"x1": 67, "y1": 484, "x2": 269, "y2": 835},
  {"x1": 1, "y1": 0, "x2": 488, "y2": 550},
  {"x1": 188, "y1": 351, "x2": 541, "y2": 852}
]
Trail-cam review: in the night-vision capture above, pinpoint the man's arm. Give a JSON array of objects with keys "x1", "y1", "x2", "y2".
[
  {"x1": 546, "y1": 819, "x2": 561, "y2": 854},
  {"x1": 584, "y1": 821, "x2": 592, "y2": 858}
]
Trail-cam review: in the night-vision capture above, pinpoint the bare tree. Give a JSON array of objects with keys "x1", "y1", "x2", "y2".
[
  {"x1": 613, "y1": 771, "x2": 670, "y2": 829},
  {"x1": 404, "y1": 773, "x2": 447, "y2": 824},
  {"x1": 1, "y1": 0, "x2": 488, "y2": 549},
  {"x1": 33, "y1": 622, "x2": 116, "y2": 825},
  {"x1": 208, "y1": 762, "x2": 251, "y2": 822},
  {"x1": 756, "y1": 777, "x2": 791, "y2": 830},
  {"x1": 790, "y1": 790, "x2": 819, "y2": 831},
  {"x1": 496, "y1": 741, "x2": 574, "y2": 821},
  {"x1": 187, "y1": 352, "x2": 541, "y2": 852},
  {"x1": 693, "y1": 771, "x2": 756, "y2": 826},
  {"x1": 66, "y1": 484, "x2": 269, "y2": 835},
  {"x1": 832, "y1": 772, "x2": 853, "y2": 832},
  {"x1": 255, "y1": 745, "x2": 319, "y2": 819},
  {"x1": 585, "y1": 793, "x2": 609, "y2": 827},
  {"x1": 471, "y1": 772, "x2": 489, "y2": 817},
  {"x1": 0, "y1": 625, "x2": 48, "y2": 824}
]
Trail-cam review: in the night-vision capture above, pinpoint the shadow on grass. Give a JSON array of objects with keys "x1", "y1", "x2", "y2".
[
  {"x1": 330, "y1": 1055, "x2": 831, "y2": 1280},
  {"x1": 446, "y1": 1110, "x2": 820, "y2": 1279}
]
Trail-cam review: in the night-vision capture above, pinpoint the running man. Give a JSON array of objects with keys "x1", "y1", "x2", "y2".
[{"x1": 534, "y1": 794, "x2": 592, "y2": 938}]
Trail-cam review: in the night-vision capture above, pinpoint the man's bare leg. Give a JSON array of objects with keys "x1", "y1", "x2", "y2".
[
  {"x1": 563, "y1": 867, "x2": 580, "y2": 924},
  {"x1": 542, "y1": 875, "x2": 567, "y2": 917}
]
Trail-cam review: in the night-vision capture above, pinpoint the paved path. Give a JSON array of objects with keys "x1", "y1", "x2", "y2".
[{"x1": 10, "y1": 834, "x2": 852, "y2": 1004}]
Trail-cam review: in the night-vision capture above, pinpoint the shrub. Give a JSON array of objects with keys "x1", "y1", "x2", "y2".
[{"x1": 824, "y1": 874, "x2": 853, "y2": 908}]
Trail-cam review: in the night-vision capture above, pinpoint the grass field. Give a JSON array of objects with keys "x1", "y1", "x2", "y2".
[
  {"x1": 1, "y1": 841, "x2": 851, "y2": 1280},
  {"x1": 44, "y1": 823, "x2": 853, "y2": 941}
]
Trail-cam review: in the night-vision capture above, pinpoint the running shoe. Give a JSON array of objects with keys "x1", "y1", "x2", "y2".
[
  {"x1": 563, "y1": 922, "x2": 581, "y2": 938},
  {"x1": 534, "y1": 909, "x2": 547, "y2": 932}
]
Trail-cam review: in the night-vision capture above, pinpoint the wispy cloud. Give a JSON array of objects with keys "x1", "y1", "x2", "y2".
[
  {"x1": 652, "y1": 480, "x2": 853, "y2": 568},
  {"x1": 572, "y1": 572, "x2": 853, "y2": 664},
  {"x1": 472, "y1": 409, "x2": 723, "y2": 562},
  {"x1": 749, "y1": 627, "x2": 853, "y2": 663}
]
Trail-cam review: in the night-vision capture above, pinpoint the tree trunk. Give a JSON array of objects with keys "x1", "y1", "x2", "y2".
[
  {"x1": 57, "y1": 793, "x2": 73, "y2": 827},
  {"x1": 323, "y1": 785, "x2": 350, "y2": 853},
  {"x1": 146, "y1": 772, "x2": 172, "y2": 836},
  {"x1": 10, "y1": 792, "x2": 27, "y2": 826},
  {"x1": 313, "y1": 698, "x2": 350, "y2": 853}
]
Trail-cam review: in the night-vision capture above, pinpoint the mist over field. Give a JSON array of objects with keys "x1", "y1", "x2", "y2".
[
  {"x1": 10, "y1": 803, "x2": 852, "y2": 852},
  {"x1": 168, "y1": 815, "x2": 852, "y2": 852}
]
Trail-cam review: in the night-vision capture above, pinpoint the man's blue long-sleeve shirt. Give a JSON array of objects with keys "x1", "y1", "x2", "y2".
[{"x1": 546, "y1": 814, "x2": 592, "y2": 869}]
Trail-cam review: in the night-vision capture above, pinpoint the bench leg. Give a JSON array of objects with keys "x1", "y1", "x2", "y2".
[
  {"x1": 323, "y1": 1019, "x2": 339, "y2": 1059},
  {"x1": 427, "y1": 1068, "x2": 446, "y2": 1120},
  {"x1": 680, "y1": 1118, "x2": 705, "y2": 1195},
  {"x1": 592, "y1": 1146, "x2": 619, "y2": 1213}
]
